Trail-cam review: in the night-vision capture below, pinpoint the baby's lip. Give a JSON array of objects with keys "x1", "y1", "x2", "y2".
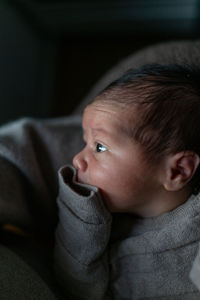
[{"x1": 76, "y1": 173, "x2": 87, "y2": 185}]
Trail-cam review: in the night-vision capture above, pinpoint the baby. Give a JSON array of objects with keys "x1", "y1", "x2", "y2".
[{"x1": 54, "y1": 64, "x2": 200, "y2": 299}]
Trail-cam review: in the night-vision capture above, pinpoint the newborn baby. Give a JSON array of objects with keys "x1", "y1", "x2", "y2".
[{"x1": 54, "y1": 64, "x2": 200, "y2": 299}]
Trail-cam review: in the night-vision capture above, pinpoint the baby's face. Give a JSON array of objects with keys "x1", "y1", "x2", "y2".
[{"x1": 73, "y1": 101, "x2": 160, "y2": 214}]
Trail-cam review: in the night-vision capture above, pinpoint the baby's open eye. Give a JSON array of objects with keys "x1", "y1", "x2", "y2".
[{"x1": 96, "y1": 143, "x2": 108, "y2": 153}]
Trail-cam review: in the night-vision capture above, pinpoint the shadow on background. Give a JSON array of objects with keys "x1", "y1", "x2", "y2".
[{"x1": 0, "y1": 0, "x2": 200, "y2": 125}]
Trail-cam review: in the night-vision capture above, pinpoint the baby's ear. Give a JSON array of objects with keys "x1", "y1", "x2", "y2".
[{"x1": 163, "y1": 151, "x2": 200, "y2": 191}]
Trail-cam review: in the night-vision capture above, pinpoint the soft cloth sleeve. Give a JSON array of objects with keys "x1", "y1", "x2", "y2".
[
  {"x1": 190, "y1": 243, "x2": 200, "y2": 291},
  {"x1": 54, "y1": 165, "x2": 113, "y2": 300}
]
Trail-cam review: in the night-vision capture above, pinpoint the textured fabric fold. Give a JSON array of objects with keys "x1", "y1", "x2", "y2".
[{"x1": 54, "y1": 165, "x2": 112, "y2": 299}]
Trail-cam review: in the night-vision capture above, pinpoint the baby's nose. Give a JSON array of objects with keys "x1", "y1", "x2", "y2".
[{"x1": 73, "y1": 151, "x2": 87, "y2": 172}]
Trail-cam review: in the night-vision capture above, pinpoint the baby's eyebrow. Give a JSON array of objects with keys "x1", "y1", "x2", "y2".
[
  {"x1": 82, "y1": 124, "x2": 125, "y2": 141},
  {"x1": 91, "y1": 128, "x2": 111, "y2": 135}
]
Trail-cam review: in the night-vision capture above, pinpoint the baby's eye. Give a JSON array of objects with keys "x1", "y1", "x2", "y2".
[{"x1": 96, "y1": 143, "x2": 108, "y2": 153}]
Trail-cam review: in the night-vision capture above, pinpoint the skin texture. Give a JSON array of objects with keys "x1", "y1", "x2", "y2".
[
  {"x1": 73, "y1": 101, "x2": 199, "y2": 217},
  {"x1": 73, "y1": 102, "x2": 163, "y2": 215}
]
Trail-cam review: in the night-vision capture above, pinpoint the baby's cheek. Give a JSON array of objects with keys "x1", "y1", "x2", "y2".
[
  {"x1": 90, "y1": 168, "x2": 108, "y2": 187},
  {"x1": 96, "y1": 172, "x2": 120, "y2": 195}
]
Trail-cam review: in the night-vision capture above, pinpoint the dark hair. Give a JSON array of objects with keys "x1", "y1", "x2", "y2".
[{"x1": 93, "y1": 64, "x2": 200, "y2": 194}]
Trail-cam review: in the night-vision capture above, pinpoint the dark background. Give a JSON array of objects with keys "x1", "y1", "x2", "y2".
[{"x1": 0, "y1": 0, "x2": 200, "y2": 124}]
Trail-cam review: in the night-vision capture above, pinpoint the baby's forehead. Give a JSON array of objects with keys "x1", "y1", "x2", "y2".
[
  {"x1": 84, "y1": 100, "x2": 135, "y2": 118},
  {"x1": 83, "y1": 102, "x2": 136, "y2": 137}
]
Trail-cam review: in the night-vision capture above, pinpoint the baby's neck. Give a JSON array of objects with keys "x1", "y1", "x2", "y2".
[{"x1": 133, "y1": 187, "x2": 192, "y2": 218}]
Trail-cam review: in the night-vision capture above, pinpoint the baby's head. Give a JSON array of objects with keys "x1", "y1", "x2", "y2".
[{"x1": 73, "y1": 64, "x2": 200, "y2": 217}]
